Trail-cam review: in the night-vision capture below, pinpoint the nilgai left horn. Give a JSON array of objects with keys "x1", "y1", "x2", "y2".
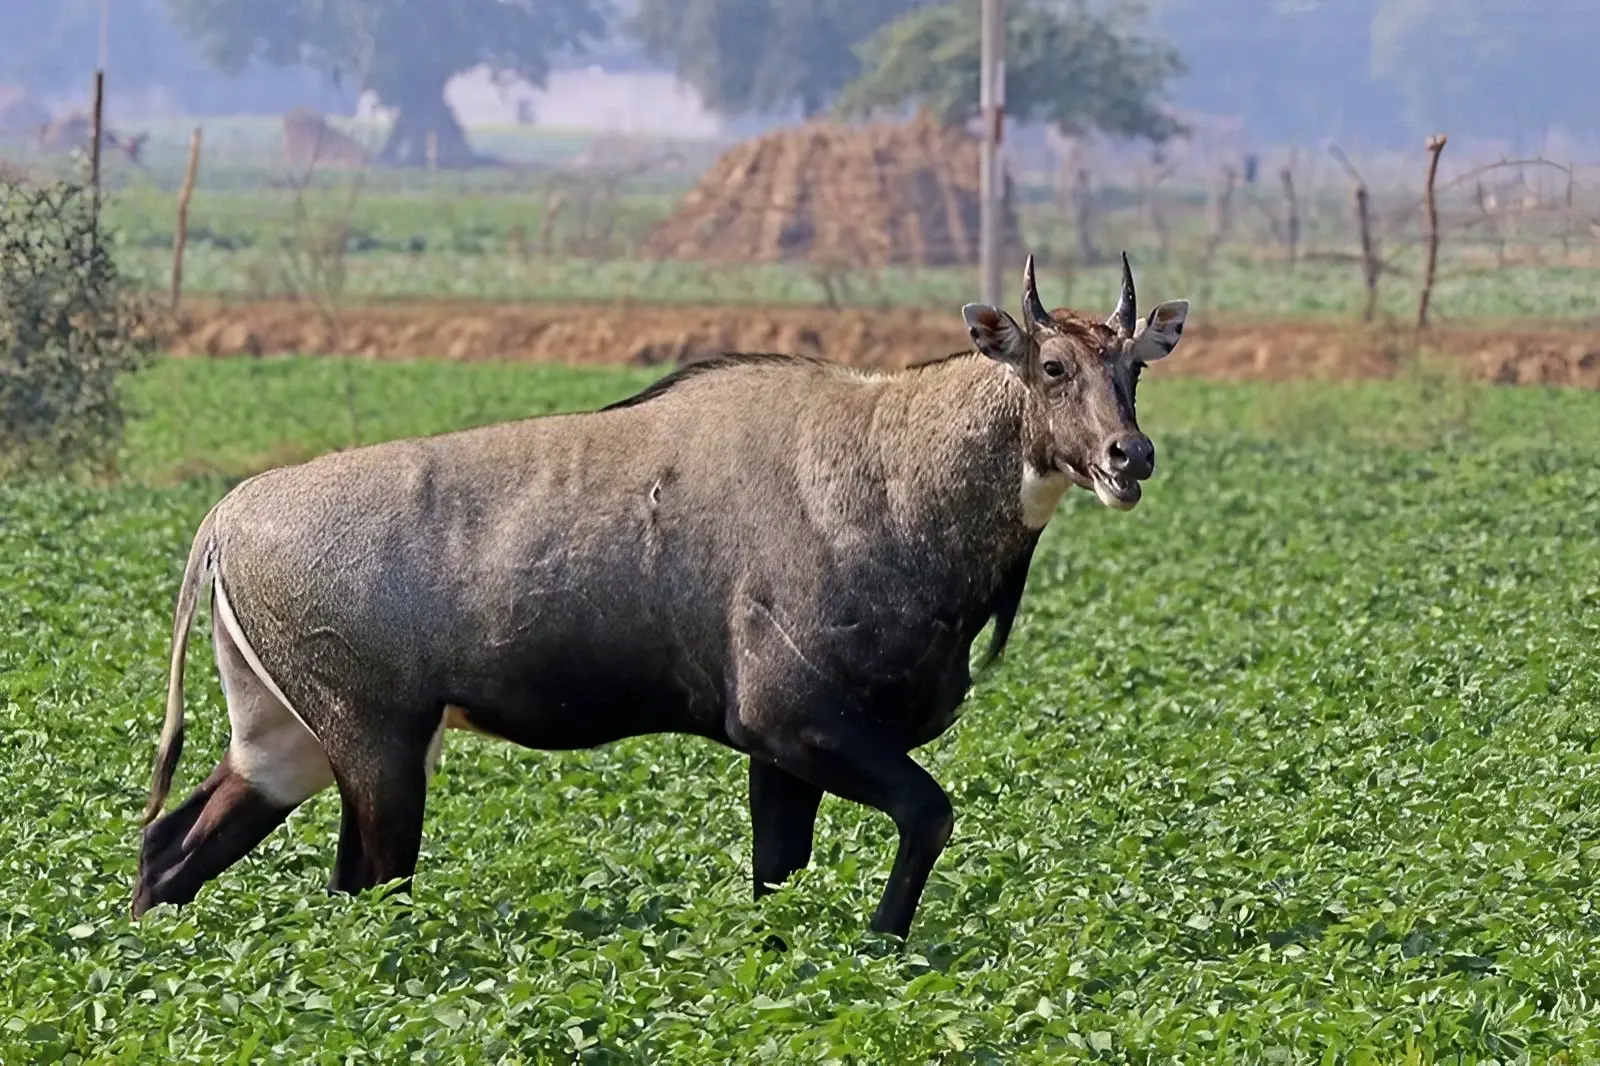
[{"x1": 133, "y1": 255, "x2": 1191, "y2": 939}]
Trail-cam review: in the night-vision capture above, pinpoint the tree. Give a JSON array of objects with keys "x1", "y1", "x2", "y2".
[
  {"x1": 836, "y1": 0, "x2": 1185, "y2": 142},
  {"x1": 165, "y1": 0, "x2": 607, "y2": 167},
  {"x1": 627, "y1": 0, "x2": 917, "y2": 119}
]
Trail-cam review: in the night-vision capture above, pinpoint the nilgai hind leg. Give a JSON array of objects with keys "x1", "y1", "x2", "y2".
[
  {"x1": 748, "y1": 759, "x2": 825, "y2": 899},
  {"x1": 321, "y1": 709, "x2": 440, "y2": 897},
  {"x1": 132, "y1": 597, "x2": 334, "y2": 917}
]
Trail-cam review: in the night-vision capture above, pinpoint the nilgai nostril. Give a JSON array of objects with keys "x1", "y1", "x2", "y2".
[
  {"x1": 1109, "y1": 435, "x2": 1155, "y2": 479},
  {"x1": 133, "y1": 254, "x2": 1191, "y2": 940}
]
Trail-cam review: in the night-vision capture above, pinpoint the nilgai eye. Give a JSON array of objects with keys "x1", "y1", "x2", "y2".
[{"x1": 1042, "y1": 360, "x2": 1066, "y2": 378}]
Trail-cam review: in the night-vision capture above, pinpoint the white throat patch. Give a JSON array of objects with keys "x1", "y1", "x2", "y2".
[{"x1": 1019, "y1": 463, "x2": 1074, "y2": 529}]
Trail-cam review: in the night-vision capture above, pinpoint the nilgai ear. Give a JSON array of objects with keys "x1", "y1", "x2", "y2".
[
  {"x1": 1127, "y1": 300, "x2": 1189, "y2": 362},
  {"x1": 961, "y1": 304, "x2": 1030, "y2": 368}
]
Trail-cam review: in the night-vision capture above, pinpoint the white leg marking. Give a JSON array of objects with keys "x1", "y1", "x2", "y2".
[
  {"x1": 424, "y1": 710, "x2": 448, "y2": 780},
  {"x1": 213, "y1": 595, "x2": 333, "y2": 808},
  {"x1": 1020, "y1": 463, "x2": 1074, "y2": 529},
  {"x1": 425, "y1": 705, "x2": 495, "y2": 778},
  {"x1": 213, "y1": 576, "x2": 319, "y2": 737}
]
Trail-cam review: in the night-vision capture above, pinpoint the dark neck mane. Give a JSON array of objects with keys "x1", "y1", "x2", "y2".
[
  {"x1": 601, "y1": 352, "x2": 822, "y2": 411},
  {"x1": 602, "y1": 349, "x2": 984, "y2": 412}
]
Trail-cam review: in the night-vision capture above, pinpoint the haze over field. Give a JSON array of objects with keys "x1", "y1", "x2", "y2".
[{"x1": 2, "y1": 0, "x2": 1595, "y2": 153}]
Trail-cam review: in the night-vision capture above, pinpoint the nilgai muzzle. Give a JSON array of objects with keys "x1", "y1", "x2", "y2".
[{"x1": 133, "y1": 254, "x2": 1190, "y2": 938}]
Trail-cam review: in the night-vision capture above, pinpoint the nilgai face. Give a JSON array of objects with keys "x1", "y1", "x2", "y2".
[{"x1": 133, "y1": 254, "x2": 1190, "y2": 939}]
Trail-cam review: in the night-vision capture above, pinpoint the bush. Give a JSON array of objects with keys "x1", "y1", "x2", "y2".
[{"x1": 0, "y1": 176, "x2": 154, "y2": 477}]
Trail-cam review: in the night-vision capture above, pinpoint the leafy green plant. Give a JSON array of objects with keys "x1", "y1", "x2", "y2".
[
  {"x1": 0, "y1": 177, "x2": 155, "y2": 478},
  {"x1": 3, "y1": 359, "x2": 1600, "y2": 1061}
]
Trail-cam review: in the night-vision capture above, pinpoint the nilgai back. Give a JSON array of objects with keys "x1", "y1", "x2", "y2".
[{"x1": 134, "y1": 255, "x2": 1190, "y2": 939}]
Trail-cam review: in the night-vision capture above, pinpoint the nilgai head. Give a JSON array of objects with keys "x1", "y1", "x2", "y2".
[{"x1": 962, "y1": 252, "x2": 1189, "y2": 510}]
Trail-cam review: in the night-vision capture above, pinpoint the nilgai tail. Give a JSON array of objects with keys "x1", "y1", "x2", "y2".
[{"x1": 142, "y1": 504, "x2": 219, "y2": 826}]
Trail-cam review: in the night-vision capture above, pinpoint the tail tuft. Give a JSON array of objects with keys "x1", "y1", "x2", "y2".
[{"x1": 141, "y1": 729, "x2": 183, "y2": 826}]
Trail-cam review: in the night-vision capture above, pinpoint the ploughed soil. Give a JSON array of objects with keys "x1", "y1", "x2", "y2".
[{"x1": 164, "y1": 297, "x2": 1600, "y2": 389}]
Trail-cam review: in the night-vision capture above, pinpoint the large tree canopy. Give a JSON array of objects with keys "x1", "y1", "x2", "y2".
[
  {"x1": 836, "y1": 0, "x2": 1184, "y2": 142},
  {"x1": 627, "y1": 0, "x2": 917, "y2": 119},
  {"x1": 165, "y1": 0, "x2": 607, "y2": 166}
]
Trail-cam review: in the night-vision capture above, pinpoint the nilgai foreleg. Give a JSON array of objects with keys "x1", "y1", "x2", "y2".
[{"x1": 762, "y1": 719, "x2": 954, "y2": 940}]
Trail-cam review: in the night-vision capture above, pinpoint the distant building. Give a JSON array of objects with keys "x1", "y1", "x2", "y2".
[{"x1": 354, "y1": 64, "x2": 725, "y2": 139}]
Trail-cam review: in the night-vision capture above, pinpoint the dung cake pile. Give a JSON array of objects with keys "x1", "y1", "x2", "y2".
[{"x1": 643, "y1": 113, "x2": 1016, "y2": 268}]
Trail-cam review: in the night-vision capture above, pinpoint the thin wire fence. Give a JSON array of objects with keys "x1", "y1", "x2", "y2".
[{"x1": 2, "y1": 112, "x2": 1597, "y2": 327}]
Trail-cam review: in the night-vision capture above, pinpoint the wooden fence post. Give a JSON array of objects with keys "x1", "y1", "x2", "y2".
[
  {"x1": 1416, "y1": 133, "x2": 1448, "y2": 330},
  {"x1": 171, "y1": 127, "x2": 203, "y2": 312}
]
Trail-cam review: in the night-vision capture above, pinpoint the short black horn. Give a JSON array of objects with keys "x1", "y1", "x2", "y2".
[
  {"x1": 1021, "y1": 254, "x2": 1050, "y2": 329},
  {"x1": 1111, "y1": 250, "x2": 1137, "y2": 336}
]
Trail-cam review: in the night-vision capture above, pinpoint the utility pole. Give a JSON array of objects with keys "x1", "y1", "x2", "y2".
[
  {"x1": 978, "y1": 0, "x2": 1005, "y2": 307},
  {"x1": 98, "y1": 0, "x2": 111, "y2": 74}
]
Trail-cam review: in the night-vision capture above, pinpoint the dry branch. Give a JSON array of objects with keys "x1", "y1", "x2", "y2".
[
  {"x1": 1417, "y1": 133, "x2": 1448, "y2": 330},
  {"x1": 1073, "y1": 167, "x2": 1098, "y2": 264},
  {"x1": 1328, "y1": 143, "x2": 1382, "y2": 323},
  {"x1": 1384, "y1": 156, "x2": 1574, "y2": 229},
  {"x1": 1325, "y1": 141, "x2": 1364, "y2": 187},
  {"x1": 278, "y1": 111, "x2": 373, "y2": 446},
  {"x1": 538, "y1": 188, "x2": 566, "y2": 257},
  {"x1": 1356, "y1": 186, "x2": 1380, "y2": 323},
  {"x1": 1243, "y1": 191, "x2": 1284, "y2": 246},
  {"x1": 1136, "y1": 155, "x2": 1177, "y2": 261},
  {"x1": 1199, "y1": 164, "x2": 1238, "y2": 274},
  {"x1": 1564, "y1": 162, "x2": 1576, "y2": 255},
  {"x1": 170, "y1": 127, "x2": 203, "y2": 312}
]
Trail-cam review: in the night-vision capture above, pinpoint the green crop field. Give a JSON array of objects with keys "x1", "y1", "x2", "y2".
[
  {"x1": 85, "y1": 183, "x2": 1600, "y2": 322},
  {"x1": 115, "y1": 243, "x2": 1600, "y2": 324},
  {"x1": 4, "y1": 357, "x2": 1600, "y2": 1062}
]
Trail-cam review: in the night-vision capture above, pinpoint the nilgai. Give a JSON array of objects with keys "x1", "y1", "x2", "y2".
[{"x1": 133, "y1": 254, "x2": 1190, "y2": 938}]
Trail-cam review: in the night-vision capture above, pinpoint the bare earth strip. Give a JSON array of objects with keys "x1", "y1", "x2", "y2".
[{"x1": 166, "y1": 298, "x2": 1600, "y2": 388}]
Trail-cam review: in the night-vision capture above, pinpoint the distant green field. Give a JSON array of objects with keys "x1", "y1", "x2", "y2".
[
  {"x1": 92, "y1": 182, "x2": 1599, "y2": 321},
  {"x1": 24, "y1": 116, "x2": 714, "y2": 187},
  {"x1": 3, "y1": 356, "x2": 1600, "y2": 1061},
  {"x1": 11, "y1": 113, "x2": 1586, "y2": 323},
  {"x1": 0, "y1": 123, "x2": 1543, "y2": 324},
  {"x1": 116, "y1": 241, "x2": 1600, "y2": 322}
]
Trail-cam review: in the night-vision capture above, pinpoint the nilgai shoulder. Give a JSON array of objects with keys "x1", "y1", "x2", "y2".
[{"x1": 133, "y1": 255, "x2": 1190, "y2": 939}]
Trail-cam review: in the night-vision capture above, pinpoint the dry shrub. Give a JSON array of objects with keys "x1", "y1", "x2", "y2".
[{"x1": 0, "y1": 177, "x2": 154, "y2": 478}]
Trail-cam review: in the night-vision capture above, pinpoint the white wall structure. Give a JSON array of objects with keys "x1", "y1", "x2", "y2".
[{"x1": 356, "y1": 65, "x2": 724, "y2": 139}]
